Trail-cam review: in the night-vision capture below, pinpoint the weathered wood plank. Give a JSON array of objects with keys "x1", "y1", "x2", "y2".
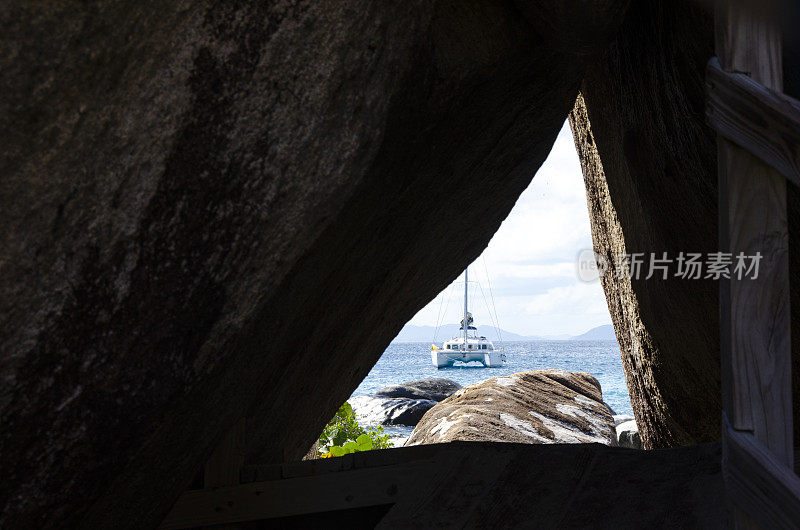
[
  {"x1": 715, "y1": 0, "x2": 792, "y2": 463},
  {"x1": 715, "y1": 4, "x2": 783, "y2": 90},
  {"x1": 161, "y1": 441, "x2": 726, "y2": 528},
  {"x1": 706, "y1": 57, "x2": 800, "y2": 187},
  {"x1": 204, "y1": 418, "x2": 245, "y2": 488},
  {"x1": 202, "y1": 418, "x2": 246, "y2": 530},
  {"x1": 723, "y1": 417, "x2": 800, "y2": 530},
  {"x1": 377, "y1": 443, "x2": 515, "y2": 528},
  {"x1": 714, "y1": 3, "x2": 794, "y2": 528},
  {"x1": 721, "y1": 139, "x2": 792, "y2": 457},
  {"x1": 160, "y1": 460, "x2": 434, "y2": 529}
]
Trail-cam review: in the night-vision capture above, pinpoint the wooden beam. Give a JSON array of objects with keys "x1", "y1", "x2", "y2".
[
  {"x1": 723, "y1": 416, "x2": 800, "y2": 530},
  {"x1": 159, "y1": 441, "x2": 730, "y2": 528},
  {"x1": 715, "y1": 4, "x2": 783, "y2": 89},
  {"x1": 714, "y1": 2, "x2": 794, "y2": 527},
  {"x1": 706, "y1": 57, "x2": 800, "y2": 187},
  {"x1": 160, "y1": 460, "x2": 433, "y2": 529},
  {"x1": 718, "y1": 137, "x2": 792, "y2": 453},
  {"x1": 204, "y1": 418, "x2": 245, "y2": 488},
  {"x1": 716, "y1": 0, "x2": 792, "y2": 467}
]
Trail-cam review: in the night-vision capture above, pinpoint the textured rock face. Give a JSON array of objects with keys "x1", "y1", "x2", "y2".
[
  {"x1": 568, "y1": 0, "x2": 718, "y2": 450},
  {"x1": 569, "y1": 0, "x2": 800, "y2": 450},
  {"x1": 0, "y1": 2, "x2": 591, "y2": 527},
  {"x1": 351, "y1": 378, "x2": 461, "y2": 426},
  {"x1": 406, "y1": 370, "x2": 617, "y2": 446}
]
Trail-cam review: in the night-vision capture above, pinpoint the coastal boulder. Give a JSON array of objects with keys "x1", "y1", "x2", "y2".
[
  {"x1": 405, "y1": 370, "x2": 617, "y2": 446},
  {"x1": 351, "y1": 378, "x2": 461, "y2": 426},
  {"x1": 375, "y1": 378, "x2": 462, "y2": 402},
  {"x1": 617, "y1": 420, "x2": 642, "y2": 449},
  {"x1": 350, "y1": 395, "x2": 436, "y2": 426}
]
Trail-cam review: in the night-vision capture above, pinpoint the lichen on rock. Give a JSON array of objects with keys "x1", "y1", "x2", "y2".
[{"x1": 405, "y1": 370, "x2": 617, "y2": 447}]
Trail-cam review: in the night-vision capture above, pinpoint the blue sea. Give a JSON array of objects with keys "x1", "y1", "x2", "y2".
[{"x1": 350, "y1": 340, "x2": 631, "y2": 442}]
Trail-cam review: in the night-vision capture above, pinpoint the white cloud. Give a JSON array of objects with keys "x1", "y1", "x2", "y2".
[
  {"x1": 407, "y1": 120, "x2": 611, "y2": 336},
  {"x1": 491, "y1": 262, "x2": 575, "y2": 280},
  {"x1": 525, "y1": 282, "x2": 609, "y2": 317}
]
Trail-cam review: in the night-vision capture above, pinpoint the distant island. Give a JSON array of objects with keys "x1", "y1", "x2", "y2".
[
  {"x1": 569, "y1": 324, "x2": 617, "y2": 341},
  {"x1": 392, "y1": 323, "x2": 616, "y2": 343}
]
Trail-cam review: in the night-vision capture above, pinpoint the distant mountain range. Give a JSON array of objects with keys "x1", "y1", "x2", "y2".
[
  {"x1": 392, "y1": 323, "x2": 616, "y2": 343},
  {"x1": 569, "y1": 324, "x2": 616, "y2": 341}
]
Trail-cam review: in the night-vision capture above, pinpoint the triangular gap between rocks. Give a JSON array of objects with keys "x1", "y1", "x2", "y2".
[{"x1": 334, "y1": 103, "x2": 635, "y2": 452}]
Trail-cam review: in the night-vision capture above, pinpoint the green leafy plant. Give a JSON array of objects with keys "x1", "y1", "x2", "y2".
[{"x1": 318, "y1": 402, "x2": 392, "y2": 457}]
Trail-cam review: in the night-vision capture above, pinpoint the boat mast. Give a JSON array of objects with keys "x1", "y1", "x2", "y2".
[{"x1": 463, "y1": 267, "x2": 468, "y2": 347}]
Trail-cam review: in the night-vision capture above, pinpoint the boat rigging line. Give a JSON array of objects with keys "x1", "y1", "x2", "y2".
[{"x1": 482, "y1": 256, "x2": 506, "y2": 354}]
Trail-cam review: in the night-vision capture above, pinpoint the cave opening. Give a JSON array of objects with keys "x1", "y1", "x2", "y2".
[
  {"x1": 6, "y1": 0, "x2": 799, "y2": 527},
  {"x1": 337, "y1": 118, "x2": 634, "y2": 450}
]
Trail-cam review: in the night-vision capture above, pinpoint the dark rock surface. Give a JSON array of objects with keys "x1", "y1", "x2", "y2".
[
  {"x1": 374, "y1": 378, "x2": 462, "y2": 402},
  {"x1": 0, "y1": 2, "x2": 595, "y2": 527},
  {"x1": 406, "y1": 370, "x2": 617, "y2": 446},
  {"x1": 350, "y1": 378, "x2": 461, "y2": 426},
  {"x1": 350, "y1": 395, "x2": 436, "y2": 427}
]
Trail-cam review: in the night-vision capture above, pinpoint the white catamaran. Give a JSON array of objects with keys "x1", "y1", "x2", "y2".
[{"x1": 430, "y1": 267, "x2": 507, "y2": 369}]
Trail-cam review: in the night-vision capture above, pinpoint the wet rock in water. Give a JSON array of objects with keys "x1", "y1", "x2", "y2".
[
  {"x1": 374, "y1": 378, "x2": 462, "y2": 402},
  {"x1": 351, "y1": 378, "x2": 462, "y2": 426},
  {"x1": 406, "y1": 370, "x2": 617, "y2": 446},
  {"x1": 613, "y1": 414, "x2": 635, "y2": 427},
  {"x1": 350, "y1": 395, "x2": 436, "y2": 426},
  {"x1": 617, "y1": 419, "x2": 642, "y2": 449}
]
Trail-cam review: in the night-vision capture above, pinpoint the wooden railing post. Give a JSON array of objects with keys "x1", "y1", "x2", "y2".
[
  {"x1": 714, "y1": 2, "x2": 796, "y2": 528},
  {"x1": 201, "y1": 418, "x2": 245, "y2": 529},
  {"x1": 204, "y1": 418, "x2": 246, "y2": 488}
]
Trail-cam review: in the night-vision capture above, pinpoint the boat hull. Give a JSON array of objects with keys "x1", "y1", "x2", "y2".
[{"x1": 431, "y1": 350, "x2": 504, "y2": 369}]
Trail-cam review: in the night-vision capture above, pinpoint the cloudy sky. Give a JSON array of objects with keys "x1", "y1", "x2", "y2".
[{"x1": 406, "y1": 120, "x2": 612, "y2": 337}]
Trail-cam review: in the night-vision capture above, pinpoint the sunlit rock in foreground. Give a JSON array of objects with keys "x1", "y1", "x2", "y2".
[{"x1": 405, "y1": 370, "x2": 617, "y2": 446}]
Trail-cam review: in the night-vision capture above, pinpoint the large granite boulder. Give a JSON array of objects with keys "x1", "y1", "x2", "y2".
[
  {"x1": 406, "y1": 370, "x2": 617, "y2": 446},
  {"x1": 351, "y1": 379, "x2": 461, "y2": 426},
  {"x1": 0, "y1": 1, "x2": 607, "y2": 527},
  {"x1": 568, "y1": 0, "x2": 717, "y2": 451}
]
